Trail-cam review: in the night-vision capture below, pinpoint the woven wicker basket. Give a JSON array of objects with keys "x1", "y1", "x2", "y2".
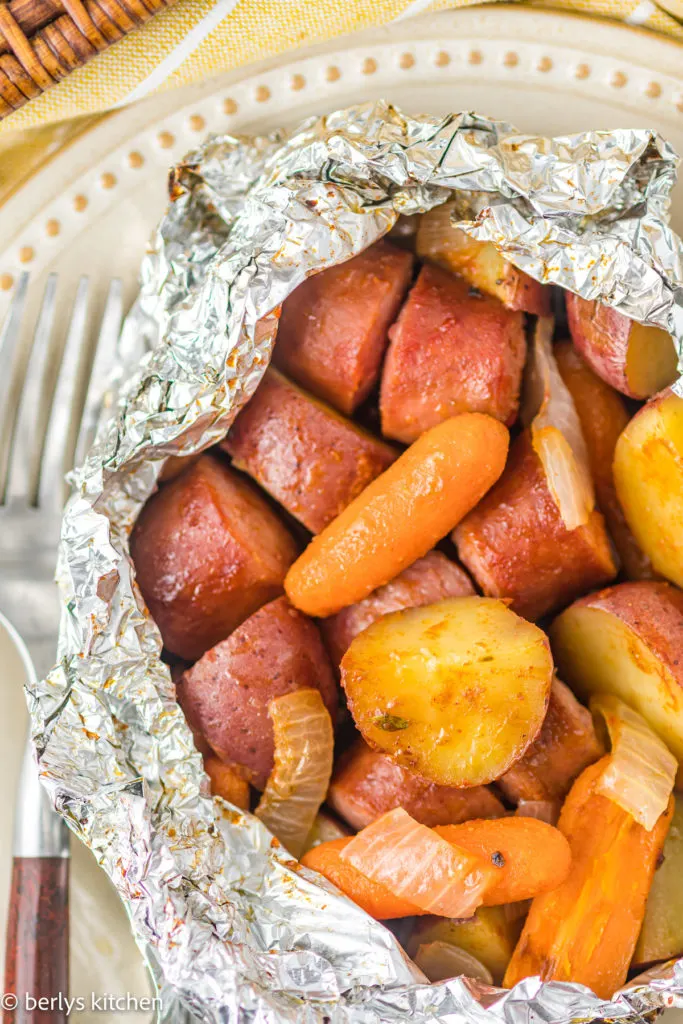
[{"x1": 0, "y1": 0, "x2": 178, "y2": 118}]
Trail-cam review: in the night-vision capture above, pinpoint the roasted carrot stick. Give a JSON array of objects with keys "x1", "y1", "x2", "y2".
[
  {"x1": 204, "y1": 755, "x2": 250, "y2": 810},
  {"x1": 435, "y1": 817, "x2": 571, "y2": 906},
  {"x1": 302, "y1": 816, "x2": 570, "y2": 919},
  {"x1": 300, "y1": 837, "x2": 424, "y2": 919},
  {"x1": 285, "y1": 413, "x2": 509, "y2": 617},
  {"x1": 504, "y1": 757, "x2": 674, "y2": 999}
]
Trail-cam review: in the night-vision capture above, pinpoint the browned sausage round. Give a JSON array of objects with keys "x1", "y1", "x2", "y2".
[
  {"x1": 130, "y1": 455, "x2": 298, "y2": 661},
  {"x1": 178, "y1": 596, "x2": 338, "y2": 788}
]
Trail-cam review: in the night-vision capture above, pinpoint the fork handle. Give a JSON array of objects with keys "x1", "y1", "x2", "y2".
[{"x1": 4, "y1": 857, "x2": 69, "y2": 1024}]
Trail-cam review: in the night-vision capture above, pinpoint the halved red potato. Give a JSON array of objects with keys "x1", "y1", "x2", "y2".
[
  {"x1": 454, "y1": 430, "x2": 617, "y2": 621},
  {"x1": 565, "y1": 293, "x2": 677, "y2": 399},
  {"x1": 222, "y1": 368, "x2": 396, "y2": 533},
  {"x1": 178, "y1": 596, "x2": 337, "y2": 789},
  {"x1": 555, "y1": 340, "x2": 653, "y2": 580},
  {"x1": 273, "y1": 240, "x2": 414, "y2": 415},
  {"x1": 416, "y1": 201, "x2": 550, "y2": 315},
  {"x1": 341, "y1": 596, "x2": 553, "y2": 788},
  {"x1": 321, "y1": 551, "x2": 474, "y2": 667},
  {"x1": 130, "y1": 456, "x2": 298, "y2": 661},
  {"x1": 614, "y1": 388, "x2": 683, "y2": 589},
  {"x1": 550, "y1": 581, "x2": 683, "y2": 766},
  {"x1": 407, "y1": 907, "x2": 522, "y2": 986},
  {"x1": 327, "y1": 738, "x2": 504, "y2": 830},
  {"x1": 498, "y1": 678, "x2": 602, "y2": 804},
  {"x1": 380, "y1": 264, "x2": 526, "y2": 443}
]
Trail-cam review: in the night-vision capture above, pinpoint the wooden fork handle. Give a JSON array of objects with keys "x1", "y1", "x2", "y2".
[{"x1": 4, "y1": 857, "x2": 69, "y2": 1024}]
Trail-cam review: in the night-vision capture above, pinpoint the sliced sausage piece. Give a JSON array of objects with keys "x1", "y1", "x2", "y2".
[
  {"x1": 453, "y1": 430, "x2": 617, "y2": 621},
  {"x1": 380, "y1": 264, "x2": 526, "y2": 444},
  {"x1": 130, "y1": 456, "x2": 297, "y2": 661},
  {"x1": 273, "y1": 241, "x2": 414, "y2": 415},
  {"x1": 498, "y1": 678, "x2": 603, "y2": 804},
  {"x1": 321, "y1": 550, "x2": 474, "y2": 667},
  {"x1": 328, "y1": 738, "x2": 504, "y2": 831},
  {"x1": 178, "y1": 596, "x2": 338, "y2": 789},
  {"x1": 222, "y1": 368, "x2": 397, "y2": 533}
]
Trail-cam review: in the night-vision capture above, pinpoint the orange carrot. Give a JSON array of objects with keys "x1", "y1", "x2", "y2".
[
  {"x1": 504, "y1": 757, "x2": 674, "y2": 999},
  {"x1": 300, "y1": 837, "x2": 424, "y2": 920},
  {"x1": 435, "y1": 817, "x2": 571, "y2": 906},
  {"x1": 285, "y1": 414, "x2": 509, "y2": 617},
  {"x1": 204, "y1": 755, "x2": 250, "y2": 810},
  {"x1": 340, "y1": 808, "x2": 492, "y2": 917}
]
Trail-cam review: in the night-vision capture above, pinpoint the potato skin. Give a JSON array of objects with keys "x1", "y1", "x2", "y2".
[
  {"x1": 130, "y1": 456, "x2": 298, "y2": 660},
  {"x1": 321, "y1": 551, "x2": 474, "y2": 667},
  {"x1": 498, "y1": 678, "x2": 602, "y2": 803},
  {"x1": 454, "y1": 430, "x2": 617, "y2": 620},
  {"x1": 565, "y1": 294, "x2": 633, "y2": 394},
  {"x1": 380, "y1": 264, "x2": 526, "y2": 443},
  {"x1": 328, "y1": 738, "x2": 504, "y2": 830},
  {"x1": 273, "y1": 241, "x2": 414, "y2": 415},
  {"x1": 178, "y1": 596, "x2": 338, "y2": 789},
  {"x1": 222, "y1": 368, "x2": 396, "y2": 533}
]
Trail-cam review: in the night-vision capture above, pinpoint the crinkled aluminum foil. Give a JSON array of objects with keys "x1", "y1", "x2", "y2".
[{"x1": 32, "y1": 102, "x2": 683, "y2": 1023}]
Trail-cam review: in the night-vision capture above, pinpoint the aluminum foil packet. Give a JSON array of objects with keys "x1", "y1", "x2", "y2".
[{"x1": 32, "y1": 101, "x2": 683, "y2": 1023}]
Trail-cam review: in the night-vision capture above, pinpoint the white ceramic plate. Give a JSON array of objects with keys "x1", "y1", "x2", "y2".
[{"x1": 1, "y1": 3, "x2": 683, "y2": 1012}]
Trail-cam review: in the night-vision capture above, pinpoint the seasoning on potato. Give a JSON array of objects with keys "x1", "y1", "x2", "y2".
[{"x1": 341, "y1": 596, "x2": 553, "y2": 788}]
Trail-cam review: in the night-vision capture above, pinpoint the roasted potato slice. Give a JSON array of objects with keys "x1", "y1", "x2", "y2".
[
  {"x1": 416, "y1": 201, "x2": 550, "y2": 315},
  {"x1": 407, "y1": 907, "x2": 522, "y2": 986},
  {"x1": 634, "y1": 796, "x2": 683, "y2": 968},
  {"x1": 341, "y1": 597, "x2": 553, "y2": 788},
  {"x1": 550, "y1": 582, "x2": 683, "y2": 766},
  {"x1": 614, "y1": 388, "x2": 683, "y2": 589},
  {"x1": 566, "y1": 294, "x2": 677, "y2": 399}
]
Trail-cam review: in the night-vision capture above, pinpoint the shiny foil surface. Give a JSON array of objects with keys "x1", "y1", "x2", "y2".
[{"x1": 34, "y1": 102, "x2": 683, "y2": 1022}]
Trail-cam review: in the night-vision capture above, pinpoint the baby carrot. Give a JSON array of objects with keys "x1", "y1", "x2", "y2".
[
  {"x1": 435, "y1": 817, "x2": 571, "y2": 906},
  {"x1": 204, "y1": 755, "x2": 250, "y2": 810},
  {"x1": 300, "y1": 837, "x2": 424, "y2": 920},
  {"x1": 504, "y1": 757, "x2": 674, "y2": 999},
  {"x1": 285, "y1": 413, "x2": 509, "y2": 617}
]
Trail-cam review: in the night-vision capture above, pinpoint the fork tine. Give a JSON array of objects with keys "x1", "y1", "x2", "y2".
[
  {"x1": 38, "y1": 277, "x2": 90, "y2": 514},
  {"x1": 4, "y1": 275, "x2": 58, "y2": 507},
  {"x1": 0, "y1": 273, "x2": 30, "y2": 441},
  {"x1": 73, "y1": 278, "x2": 123, "y2": 470}
]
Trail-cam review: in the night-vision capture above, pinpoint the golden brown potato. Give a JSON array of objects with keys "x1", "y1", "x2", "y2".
[
  {"x1": 550, "y1": 581, "x2": 683, "y2": 766},
  {"x1": 498, "y1": 678, "x2": 602, "y2": 804},
  {"x1": 565, "y1": 293, "x2": 677, "y2": 399},
  {"x1": 321, "y1": 551, "x2": 474, "y2": 668},
  {"x1": 327, "y1": 738, "x2": 504, "y2": 830},
  {"x1": 274, "y1": 240, "x2": 414, "y2": 414},
  {"x1": 554, "y1": 340, "x2": 653, "y2": 580},
  {"x1": 130, "y1": 456, "x2": 298, "y2": 661},
  {"x1": 341, "y1": 596, "x2": 553, "y2": 788},
  {"x1": 454, "y1": 430, "x2": 617, "y2": 621},
  {"x1": 416, "y1": 202, "x2": 550, "y2": 315},
  {"x1": 614, "y1": 388, "x2": 683, "y2": 589},
  {"x1": 380, "y1": 264, "x2": 526, "y2": 443},
  {"x1": 222, "y1": 368, "x2": 396, "y2": 533},
  {"x1": 301, "y1": 810, "x2": 352, "y2": 854},
  {"x1": 407, "y1": 908, "x2": 523, "y2": 985},
  {"x1": 634, "y1": 796, "x2": 683, "y2": 968}
]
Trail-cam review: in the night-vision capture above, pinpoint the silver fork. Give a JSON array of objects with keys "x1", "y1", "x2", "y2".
[{"x1": 0, "y1": 274, "x2": 123, "y2": 1023}]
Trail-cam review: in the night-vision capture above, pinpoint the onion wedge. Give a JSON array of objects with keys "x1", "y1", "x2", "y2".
[
  {"x1": 255, "y1": 688, "x2": 334, "y2": 858},
  {"x1": 413, "y1": 941, "x2": 494, "y2": 985},
  {"x1": 522, "y1": 317, "x2": 594, "y2": 530},
  {"x1": 339, "y1": 807, "x2": 491, "y2": 918},
  {"x1": 590, "y1": 693, "x2": 676, "y2": 831}
]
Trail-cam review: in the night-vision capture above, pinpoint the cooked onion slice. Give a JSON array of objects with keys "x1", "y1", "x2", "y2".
[
  {"x1": 590, "y1": 693, "x2": 676, "y2": 831},
  {"x1": 339, "y1": 807, "x2": 491, "y2": 918},
  {"x1": 522, "y1": 317, "x2": 594, "y2": 530},
  {"x1": 414, "y1": 941, "x2": 494, "y2": 985},
  {"x1": 255, "y1": 688, "x2": 334, "y2": 858},
  {"x1": 515, "y1": 799, "x2": 560, "y2": 826}
]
